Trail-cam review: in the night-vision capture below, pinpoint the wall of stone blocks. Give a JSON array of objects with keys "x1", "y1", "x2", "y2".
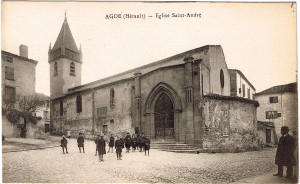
[{"x1": 202, "y1": 98, "x2": 257, "y2": 150}]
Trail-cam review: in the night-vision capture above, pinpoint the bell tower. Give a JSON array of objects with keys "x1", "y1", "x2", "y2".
[{"x1": 48, "y1": 14, "x2": 82, "y2": 99}]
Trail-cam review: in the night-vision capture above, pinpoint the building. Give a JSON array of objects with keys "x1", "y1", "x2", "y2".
[
  {"x1": 229, "y1": 69, "x2": 256, "y2": 100},
  {"x1": 34, "y1": 94, "x2": 51, "y2": 135},
  {"x1": 50, "y1": 16, "x2": 259, "y2": 149},
  {"x1": 257, "y1": 121, "x2": 276, "y2": 146},
  {"x1": 255, "y1": 82, "x2": 298, "y2": 139},
  {"x1": 2, "y1": 45, "x2": 39, "y2": 137}
]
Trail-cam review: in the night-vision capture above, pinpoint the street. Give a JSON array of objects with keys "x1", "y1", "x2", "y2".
[{"x1": 3, "y1": 139, "x2": 277, "y2": 183}]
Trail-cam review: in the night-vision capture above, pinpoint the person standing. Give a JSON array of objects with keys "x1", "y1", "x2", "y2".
[
  {"x1": 115, "y1": 136, "x2": 123, "y2": 160},
  {"x1": 60, "y1": 135, "x2": 68, "y2": 154},
  {"x1": 97, "y1": 135, "x2": 106, "y2": 162},
  {"x1": 94, "y1": 134, "x2": 100, "y2": 156},
  {"x1": 144, "y1": 135, "x2": 151, "y2": 156},
  {"x1": 77, "y1": 132, "x2": 85, "y2": 153},
  {"x1": 131, "y1": 134, "x2": 137, "y2": 152},
  {"x1": 124, "y1": 132, "x2": 132, "y2": 153},
  {"x1": 108, "y1": 134, "x2": 115, "y2": 153},
  {"x1": 137, "y1": 134, "x2": 142, "y2": 152},
  {"x1": 273, "y1": 126, "x2": 296, "y2": 179}
]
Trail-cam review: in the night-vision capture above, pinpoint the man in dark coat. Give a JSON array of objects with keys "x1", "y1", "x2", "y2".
[
  {"x1": 273, "y1": 126, "x2": 296, "y2": 179},
  {"x1": 108, "y1": 134, "x2": 115, "y2": 153},
  {"x1": 131, "y1": 134, "x2": 137, "y2": 152},
  {"x1": 124, "y1": 132, "x2": 132, "y2": 153},
  {"x1": 115, "y1": 136, "x2": 123, "y2": 160},
  {"x1": 77, "y1": 133, "x2": 85, "y2": 153},
  {"x1": 60, "y1": 135, "x2": 68, "y2": 154},
  {"x1": 97, "y1": 135, "x2": 106, "y2": 162}
]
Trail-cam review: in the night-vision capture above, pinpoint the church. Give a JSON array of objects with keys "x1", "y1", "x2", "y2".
[{"x1": 49, "y1": 16, "x2": 259, "y2": 149}]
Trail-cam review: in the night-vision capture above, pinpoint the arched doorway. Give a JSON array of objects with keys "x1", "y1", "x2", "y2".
[{"x1": 154, "y1": 93, "x2": 174, "y2": 139}]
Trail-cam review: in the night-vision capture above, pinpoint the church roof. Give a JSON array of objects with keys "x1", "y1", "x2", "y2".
[
  {"x1": 255, "y1": 82, "x2": 297, "y2": 96},
  {"x1": 52, "y1": 17, "x2": 79, "y2": 53}
]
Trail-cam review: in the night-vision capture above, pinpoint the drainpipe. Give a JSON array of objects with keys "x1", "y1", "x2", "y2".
[{"x1": 91, "y1": 88, "x2": 95, "y2": 136}]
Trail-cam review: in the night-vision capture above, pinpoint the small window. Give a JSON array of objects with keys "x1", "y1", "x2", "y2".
[
  {"x1": 220, "y1": 69, "x2": 224, "y2": 88},
  {"x1": 60, "y1": 100, "x2": 63, "y2": 116},
  {"x1": 110, "y1": 88, "x2": 115, "y2": 109},
  {"x1": 247, "y1": 88, "x2": 250, "y2": 99},
  {"x1": 70, "y1": 62, "x2": 75, "y2": 76},
  {"x1": 2, "y1": 56, "x2": 13, "y2": 63},
  {"x1": 76, "y1": 95, "x2": 82, "y2": 113},
  {"x1": 5, "y1": 66, "x2": 14, "y2": 80},
  {"x1": 110, "y1": 119, "x2": 114, "y2": 124},
  {"x1": 269, "y1": 96, "x2": 278, "y2": 103},
  {"x1": 277, "y1": 112, "x2": 282, "y2": 117},
  {"x1": 4, "y1": 86, "x2": 15, "y2": 102},
  {"x1": 103, "y1": 125, "x2": 108, "y2": 135},
  {"x1": 54, "y1": 62, "x2": 58, "y2": 76}
]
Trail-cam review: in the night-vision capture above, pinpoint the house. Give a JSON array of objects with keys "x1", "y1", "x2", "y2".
[
  {"x1": 257, "y1": 121, "x2": 277, "y2": 146},
  {"x1": 50, "y1": 16, "x2": 259, "y2": 150},
  {"x1": 229, "y1": 69, "x2": 256, "y2": 100},
  {"x1": 255, "y1": 82, "x2": 297, "y2": 139},
  {"x1": 2, "y1": 45, "x2": 39, "y2": 138}
]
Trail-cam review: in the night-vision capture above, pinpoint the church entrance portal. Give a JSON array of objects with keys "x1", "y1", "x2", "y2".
[{"x1": 154, "y1": 93, "x2": 174, "y2": 139}]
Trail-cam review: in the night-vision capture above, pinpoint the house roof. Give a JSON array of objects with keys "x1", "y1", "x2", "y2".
[
  {"x1": 1, "y1": 50, "x2": 38, "y2": 65},
  {"x1": 257, "y1": 121, "x2": 275, "y2": 128},
  {"x1": 51, "y1": 16, "x2": 79, "y2": 53},
  {"x1": 255, "y1": 82, "x2": 297, "y2": 96},
  {"x1": 228, "y1": 69, "x2": 256, "y2": 90},
  {"x1": 67, "y1": 45, "x2": 214, "y2": 94},
  {"x1": 203, "y1": 93, "x2": 260, "y2": 107}
]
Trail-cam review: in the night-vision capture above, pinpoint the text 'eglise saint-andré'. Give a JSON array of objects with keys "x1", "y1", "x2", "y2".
[{"x1": 105, "y1": 13, "x2": 202, "y2": 20}]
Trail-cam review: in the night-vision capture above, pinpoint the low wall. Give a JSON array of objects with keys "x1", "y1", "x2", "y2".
[{"x1": 202, "y1": 95, "x2": 258, "y2": 150}]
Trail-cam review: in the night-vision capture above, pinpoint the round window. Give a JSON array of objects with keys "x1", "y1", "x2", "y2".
[{"x1": 220, "y1": 69, "x2": 224, "y2": 88}]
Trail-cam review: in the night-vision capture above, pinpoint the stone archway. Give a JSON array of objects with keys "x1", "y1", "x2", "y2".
[{"x1": 144, "y1": 83, "x2": 182, "y2": 140}]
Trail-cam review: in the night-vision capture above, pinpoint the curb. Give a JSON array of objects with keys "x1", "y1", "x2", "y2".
[{"x1": 2, "y1": 145, "x2": 61, "y2": 153}]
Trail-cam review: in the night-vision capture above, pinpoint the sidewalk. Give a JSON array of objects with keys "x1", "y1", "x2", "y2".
[
  {"x1": 235, "y1": 169, "x2": 298, "y2": 184},
  {"x1": 2, "y1": 134, "x2": 61, "y2": 153}
]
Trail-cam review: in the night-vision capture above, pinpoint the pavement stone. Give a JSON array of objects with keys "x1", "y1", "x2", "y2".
[{"x1": 2, "y1": 137, "x2": 286, "y2": 183}]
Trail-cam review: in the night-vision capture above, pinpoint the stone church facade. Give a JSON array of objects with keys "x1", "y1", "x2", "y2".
[{"x1": 50, "y1": 16, "x2": 259, "y2": 149}]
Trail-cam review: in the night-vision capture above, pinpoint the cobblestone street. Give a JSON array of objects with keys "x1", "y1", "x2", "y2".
[{"x1": 3, "y1": 139, "x2": 277, "y2": 183}]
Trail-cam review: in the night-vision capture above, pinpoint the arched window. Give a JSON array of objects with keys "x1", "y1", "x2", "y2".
[
  {"x1": 110, "y1": 88, "x2": 115, "y2": 109},
  {"x1": 220, "y1": 69, "x2": 224, "y2": 88},
  {"x1": 76, "y1": 95, "x2": 82, "y2": 113},
  {"x1": 54, "y1": 62, "x2": 58, "y2": 76},
  {"x1": 70, "y1": 62, "x2": 75, "y2": 76},
  {"x1": 60, "y1": 100, "x2": 63, "y2": 116}
]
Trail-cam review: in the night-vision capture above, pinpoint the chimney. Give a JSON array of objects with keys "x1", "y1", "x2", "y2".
[{"x1": 19, "y1": 45, "x2": 28, "y2": 58}]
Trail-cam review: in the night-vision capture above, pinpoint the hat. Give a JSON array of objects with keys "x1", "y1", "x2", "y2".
[{"x1": 281, "y1": 126, "x2": 289, "y2": 132}]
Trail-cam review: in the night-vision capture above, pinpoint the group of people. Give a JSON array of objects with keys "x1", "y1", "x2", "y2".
[{"x1": 60, "y1": 132, "x2": 151, "y2": 162}]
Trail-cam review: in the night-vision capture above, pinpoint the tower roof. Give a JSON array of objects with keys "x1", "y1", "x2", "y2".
[{"x1": 52, "y1": 16, "x2": 79, "y2": 53}]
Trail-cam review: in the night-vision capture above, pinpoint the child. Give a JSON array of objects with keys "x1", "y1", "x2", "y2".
[
  {"x1": 60, "y1": 135, "x2": 68, "y2": 154},
  {"x1": 144, "y1": 135, "x2": 150, "y2": 156},
  {"x1": 124, "y1": 132, "x2": 132, "y2": 153},
  {"x1": 97, "y1": 135, "x2": 106, "y2": 162},
  {"x1": 115, "y1": 136, "x2": 123, "y2": 160},
  {"x1": 77, "y1": 132, "x2": 85, "y2": 153},
  {"x1": 108, "y1": 134, "x2": 115, "y2": 153},
  {"x1": 94, "y1": 134, "x2": 100, "y2": 156}
]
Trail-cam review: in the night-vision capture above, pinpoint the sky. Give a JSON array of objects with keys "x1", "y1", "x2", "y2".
[{"x1": 1, "y1": 2, "x2": 297, "y2": 96}]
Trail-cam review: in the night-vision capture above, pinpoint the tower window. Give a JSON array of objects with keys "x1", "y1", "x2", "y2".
[
  {"x1": 110, "y1": 88, "x2": 115, "y2": 109},
  {"x1": 70, "y1": 62, "x2": 75, "y2": 76},
  {"x1": 220, "y1": 69, "x2": 224, "y2": 88},
  {"x1": 54, "y1": 62, "x2": 58, "y2": 76},
  {"x1": 76, "y1": 95, "x2": 82, "y2": 113}
]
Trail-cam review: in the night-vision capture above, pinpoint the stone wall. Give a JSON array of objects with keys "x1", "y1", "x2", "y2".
[{"x1": 202, "y1": 95, "x2": 258, "y2": 150}]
